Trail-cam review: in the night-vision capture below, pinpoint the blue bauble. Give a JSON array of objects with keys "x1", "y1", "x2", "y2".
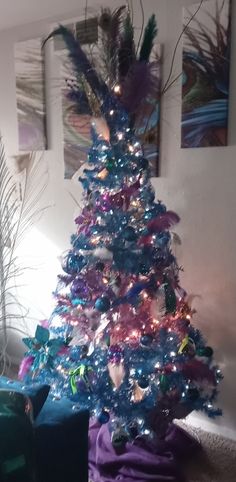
[
  {"x1": 137, "y1": 377, "x2": 149, "y2": 389},
  {"x1": 156, "y1": 232, "x2": 171, "y2": 247},
  {"x1": 139, "y1": 157, "x2": 149, "y2": 170},
  {"x1": 140, "y1": 334, "x2": 153, "y2": 346},
  {"x1": 123, "y1": 226, "x2": 137, "y2": 242},
  {"x1": 98, "y1": 409, "x2": 110, "y2": 424},
  {"x1": 95, "y1": 296, "x2": 111, "y2": 312},
  {"x1": 62, "y1": 252, "x2": 86, "y2": 274}
]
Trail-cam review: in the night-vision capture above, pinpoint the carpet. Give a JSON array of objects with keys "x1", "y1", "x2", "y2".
[{"x1": 180, "y1": 422, "x2": 236, "y2": 482}]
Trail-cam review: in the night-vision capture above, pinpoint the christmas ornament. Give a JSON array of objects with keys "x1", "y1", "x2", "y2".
[
  {"x1": 95, "y1": 296, "x2": 111, "y2": 312},
  {"x1": 111, "y1": 427, "x2": 129, "y2": 450},
  {"x1": 196, "y1": 346, "x2": 213, "y2": 358},
  {"x1": 62, "y1": 252, "x2": 86, "y2": 274},
  {"x1": 140, "y1": 334, "x2": 153, "y2": 347},
  {"x1": 98, "y1": 409, "x2": 110, "y2": 424}
]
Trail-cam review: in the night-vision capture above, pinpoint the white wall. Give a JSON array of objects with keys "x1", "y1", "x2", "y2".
[{"x1": 0, "y1": 0, "x2": 236, "y2": 440}]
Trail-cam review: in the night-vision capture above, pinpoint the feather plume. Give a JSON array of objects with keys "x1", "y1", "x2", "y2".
[
  {"x1": 43, "y1": 25, "x2": 109, "y2": 102},
  {"x1": 99, "y1": 6, "x2": 126, "y2": 84},
  {"x1": 120, "y1": 61, "x2": 158, "y2": 114},
  {"x1": 139, "y1": 14, "x2": 158, "y2": 62},
  {"x1": 0, "y1": 143, "x2": 48, "y2": 375},
  {"x1": 147, "y1": 211, "x2": 180, "y2": 234},
  {"x1": 118, "y1": 13, "x2": 135, "y2": 79}
]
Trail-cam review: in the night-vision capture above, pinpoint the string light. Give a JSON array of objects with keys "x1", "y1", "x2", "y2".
[
  {"x1": 113, "y1": 84, "x2": 121, "y2": 94},
  {"x1": 97, "y1": 168, "x2": 108, "y2": 180}
]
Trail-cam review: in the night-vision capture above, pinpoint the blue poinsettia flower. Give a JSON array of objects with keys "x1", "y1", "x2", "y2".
[{"x1": 23, "y1": 325, "x2": 66, "y2": 371}]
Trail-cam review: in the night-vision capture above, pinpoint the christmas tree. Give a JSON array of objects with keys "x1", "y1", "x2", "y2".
[{"x1": 19, "y1": 14, "x2": 222, "y2": 444}]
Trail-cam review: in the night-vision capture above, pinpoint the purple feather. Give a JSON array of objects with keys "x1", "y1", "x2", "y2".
[
  {"x1": 120, "y1": 61, "x2": 159, "y2": 115},
  {"x1": 147, "y1": 211, "x2": 180, "y2": 233}
]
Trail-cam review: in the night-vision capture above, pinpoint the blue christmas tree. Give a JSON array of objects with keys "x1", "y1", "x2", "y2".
[{"x1": 19, "y1": 17, "x2": 222, "y2": 445}]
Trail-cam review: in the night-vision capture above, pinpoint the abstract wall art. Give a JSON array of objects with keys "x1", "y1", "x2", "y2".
[
  {"x1": 134, "y1": 45, "x2": 162, "y2": 177},
  {"x1": 59, "y1": 50, "x2": 92, "y2": 180},
  {"x1": 14, "y1": 38, "x2": 47, "y2": 151},
  {"x1": 54, "y1": 17, "x2": 161, "y2": 179},
  {"x1": 181, "y1": 0, "x2": 231, "y2": 148}
]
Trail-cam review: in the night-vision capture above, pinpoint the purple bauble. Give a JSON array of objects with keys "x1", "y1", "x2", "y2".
[{"x1": 71, "y1": 277, "x2": 89, "y2": 298}]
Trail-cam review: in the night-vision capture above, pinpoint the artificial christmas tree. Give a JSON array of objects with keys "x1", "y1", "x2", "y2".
[{"x1": 19, "y1": 13, "x2": 222, "y2": 449}]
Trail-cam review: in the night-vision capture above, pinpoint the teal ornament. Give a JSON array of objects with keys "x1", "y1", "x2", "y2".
[
  {"x1": 123, "y1": 226, "x2": 137, "y2": 242},
  {"x1": 98, "y1": 409, "x2": 110, "y2": 424},
  {"x1": 137, "y1": 377, "x2": 149, "y2": 389},
  {"x1": 140, "y1": 334, "x2": 153, "y2": 347},
  {"x1": 62, "y1": 252, "x2": 86, "y2": 274},
  {"x1": 197, "y1": 346, "x2": 214, "y2": 358},
  {"x1": 95, "y1": 296, "x2": 111, "y2": 312}
]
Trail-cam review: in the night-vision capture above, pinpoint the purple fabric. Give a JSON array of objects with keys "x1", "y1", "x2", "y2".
[{"x1": 89, "y1": 421, "x2": 200, "y2": 482}]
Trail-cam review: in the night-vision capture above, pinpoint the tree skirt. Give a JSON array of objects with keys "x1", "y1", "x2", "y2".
[{"x1": 89, "y1": 420, "x2": 200, "y2": 482}]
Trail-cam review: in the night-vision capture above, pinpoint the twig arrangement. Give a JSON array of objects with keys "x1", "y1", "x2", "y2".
[{"x1": 0, "y1": 139, "x2": 48, "y2": 374}]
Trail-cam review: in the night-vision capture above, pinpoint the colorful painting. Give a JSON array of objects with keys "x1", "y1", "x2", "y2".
[
  {"x1": 181, "y1": 0, "x2": 231, "y2": 148},
  {"x1": 60, "y1": 51, "x2": 92, "y2": 179},
  {"x1": 56, "y1": 19, "x2": 161, "y2": 179},
  {"x1": 14, "y1": 38, "x2": 47, "y2": 151},
  {"x1": 134, "y1": 46, "x2": 162, "y2": 177}
]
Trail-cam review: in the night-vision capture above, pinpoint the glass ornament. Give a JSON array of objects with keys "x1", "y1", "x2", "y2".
[
  {"x1": 140, "y1": 334, "x2": 153, "y2": 347},
  {"x1": 111, "y1": 427, "x2": 129, "y2": 450},
  {"x1": 97, "y1": 409, "x2": 110, "y2": 424},
  {"x1": 62, "y1": 252, "x2": 86, "y2": 274},
  {"x1": 137, "y1": 377, "x2": 149, "y2": 389},
  {"x1": 187, "y1": 388, "x2": 200, "y2": 401},
  {"x1": 95, "y1": 296, "x2": 111, "y2": 312},
  {"x1": 71, "y1": 277, "x2": 89, "y2": 298},
  {"x1": 159, "y1": 374, "x2": 170, "y2": 394},
  {"x1": 196, "y1": 346, "x2": 213, "y2": 358},
  {"x1": 139, "y1": 157, "x2": 149, "y2": 170},
  {"x1": 123, "y1": 226, "x2": 137, "y2": 242}
]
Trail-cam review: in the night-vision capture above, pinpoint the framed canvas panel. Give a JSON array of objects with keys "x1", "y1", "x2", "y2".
[
  {"x1": 54, "y1": 18, "x2": 161, "y2": 179},
  {"x1": 14, "y1": 38, "x2": 47, "y2": 151},
  {"x1": 181, "y1": 0, "x2": 231, "y2": 148}
]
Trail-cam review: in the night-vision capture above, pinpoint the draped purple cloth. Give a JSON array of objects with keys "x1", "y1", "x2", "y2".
[{"x1": 89, "y1": 420, "x2": 200, "y2": 482}]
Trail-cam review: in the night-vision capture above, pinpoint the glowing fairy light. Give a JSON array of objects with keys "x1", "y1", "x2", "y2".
[
  {"x1": 117, "y1": 132, "x2": 123, "y2": 140},
  {"x1": 128, "y1": 144, "x2": 135, "y2": 153},
  {"x1": 155, "y1": 362, "x2": 161, "y2": 368},
  {"x1": 170, "y1": 351, "x2": 176, "y2": 357},
  {"x1": 97, "y1": 168, "x2": 108, "y2": 180},
  {"x1": 114, "y1": 84, "x2": 121, "y2": 94},
  {"x1": 109, "y1": 109, "x2": 114, "y2": 116}
]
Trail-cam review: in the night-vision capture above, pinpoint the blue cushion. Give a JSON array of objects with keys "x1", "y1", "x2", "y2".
[
  {"x1": 35, "y1": 398, "x2": 89, "y2": 482},
  {"x1": 0, "y1": 376, "x2": 50, "y2": 419}
]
